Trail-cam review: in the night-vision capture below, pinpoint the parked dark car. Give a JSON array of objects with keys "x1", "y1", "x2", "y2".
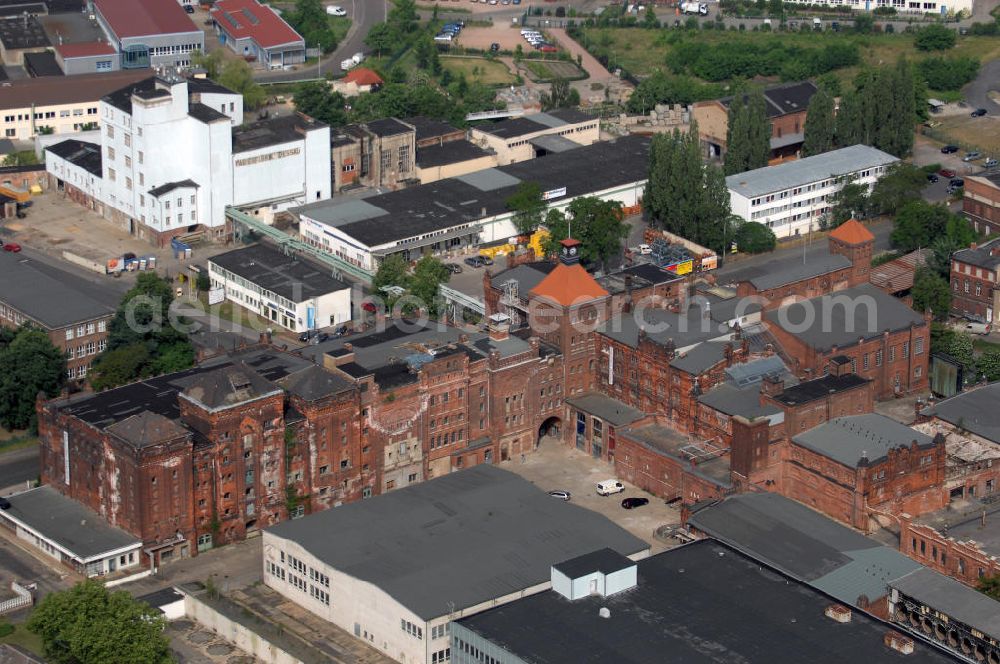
[
  {"x1": 184, "y1": 3, "x2": 194, "y2": 12},
  {"x1": 926, "y1": 173, "x2": 939, "y2": 183},
  {"x1": 316, "y1": 332, "x2": 330, "y2": 343},
  {"x1": 298, "y1": 329, "x2": 319, "y2": 342},
  {"x1": 972, "y1": 108, "x2": 988, "y2": 117},
  {"x1": 941, "y1": 145, "x2": 959, "y2": 154},
  {"x1": 445, "y1": 263, "x2": 463, "y2": 274},
  {"x1": 621, "y1": 497, "x2": 650, "y2": 509},
  {"x1": 334, "y1": 325, "x2": 349, "y2": 336},
  {"x1": 464, "y1": 256, "x2": 485, "y2": 268},
  {"x1": 490, "y1": 42, "x2": 500, "y2": 52},
  {"x1": 950, "y1": 177, "x2": 965, "y2": 188},
  {"x1": 939, "y1": 168, "x2": 957, "y2": 178}
]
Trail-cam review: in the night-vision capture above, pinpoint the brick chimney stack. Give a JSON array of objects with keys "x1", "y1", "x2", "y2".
[{"x1": 488, "y1": 313, "x2": 511, "y2": 342}]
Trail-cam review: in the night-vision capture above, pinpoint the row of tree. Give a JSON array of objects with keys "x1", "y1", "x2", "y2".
[
  {"x1": 803, "y1": 58, "x2": 923, "y2": 158},
  {"x1": 645, "y1": 124, "x2": 734, "y2": 254},
  {"x1": 723, "y1": 87, "x2": 771, "y2": 175}
]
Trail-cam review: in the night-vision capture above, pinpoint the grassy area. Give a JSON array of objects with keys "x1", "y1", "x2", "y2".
[
  {"x1": 0, "y1": 622, "x2": 44, "y2": 656},
  {"x1": 974, "y1": 337, "x2": 1000, "y2": 354},
  {"x1": 329, "y1": 15, "x2": 351, "y2": 45},
  {"x1": 440, "y1": 56, "x2": 515, "y2": 86},
  {"x1": 0, "y1": 436, "x2": 38, "y2": 454},
  {"x1": 931, "y1": 115, "x2": 1000, "y2": 156},
  {"x1": 579, "y1": 27, "x2": 1000, "y2": 91},
  {"x1": 523, "y1": 59, "x2": 587, "y2": 82}
]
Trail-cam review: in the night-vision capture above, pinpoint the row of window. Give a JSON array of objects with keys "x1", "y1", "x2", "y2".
[
  {"x1": 454, "y1": 637, "x2": 500, "y2": 664},
  {"x1": 67, "y1": 363, "x2": 91, "y2": 379},
  {"x1": 401, "y1": 619, "x2": 423, "y2": 640},
  {"x1": 3, "y1": 107, "x2": 96, "y2": 124},
  {"x1": 66, "y1": 340, "x2": 105, "y2": 359},
  {"x1": 432, "y1": 648, "x2": 451, "y2": 663},
  {"x1": 65, "y1": 321, "x2": 106, "y2": 340}
]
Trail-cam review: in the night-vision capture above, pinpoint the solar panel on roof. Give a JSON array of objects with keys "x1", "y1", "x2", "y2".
[
  {"x1": 221, "y1": 10, "x2": 240, "y2": 28},
  {"x1": 240, "y1": 7, "x2": 259, "y2": 24}
]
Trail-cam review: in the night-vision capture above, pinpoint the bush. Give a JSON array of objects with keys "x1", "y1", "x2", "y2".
[
  {"x1": 914, "y1": 23, "x2": 957, "y2": 51},
  {"x1": 918, "y1": 55, "x2": 980, "y2": 91},
  {"x1": 735, "y1": 222, "x2": 777, "y2": 254},
  {"x1": 0, "y1": 622, "x2": 13, "y2": 638}
]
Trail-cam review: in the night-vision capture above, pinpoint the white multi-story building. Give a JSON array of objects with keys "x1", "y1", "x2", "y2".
[
  {"x1": 262, "y1": 465, "x2": 648, "y2": 664},
  {"x1": 727, "y1": 144, "x2": 898, "y2": 239},
  {"x1": 782, "y1": 0, "x2": 972, "y2": 15},
  {"x1": 45, "y1": 72, "x2": 331, "y2": 246}
]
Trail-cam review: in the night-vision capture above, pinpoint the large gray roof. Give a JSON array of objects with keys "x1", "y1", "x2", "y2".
[
  {"x1": 687, "y1": 492, "x2": 921, "y2": 607},
  {"x1": 265, "y1": 465, "x2": 648, "y2": 621},
  {"x1": 565, "y1": 392, "x2": 644, "y2": 427},
  {"x1": 1, "y1": 486, "x2": 140, "y2": 560},
  {"x1": 792, "y1": 413, "x2": 934, "y2": 467},
  {"x1": 726, "y1": 144, "x2": 898, "y2": 199},
  {"x1": 765, "y1": 283, "x2": 926, "y2": 352},
  {"x1": 0, "y1": 251, "x2": 116, "y2": 329},
  {"x1": 208, "y1": 243, "x2": 349, "y2": 304},
  {"x1": 952, "y1": 237, "x2": 1000, "y2": 271},
  {"x1": 922, "y1": 382, "x2": 1000, "y2": 444},
  {"x1": 891, "y1": 567, "x2": 1000, "y2": 640},
  {"x1": 748, "y1": 253, "x2": 851, "y2": 291}
]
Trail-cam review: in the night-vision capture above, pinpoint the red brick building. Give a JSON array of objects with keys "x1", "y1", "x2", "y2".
[
  {"x1": 765, "y1": 284, "x2": 931, "y2": 399},
  {"x1": 962, "y1": 173, "x2": 1000, "y2": 236},
  {"x1": 950, "y1": 238, "x2": 1000, "y2": 326},
  {"x1": 735, "y1": 219, "x2": 873, "y2": 308}
]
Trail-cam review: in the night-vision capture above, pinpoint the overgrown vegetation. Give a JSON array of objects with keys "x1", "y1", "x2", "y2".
[{"x1": 0, "y1": 326, "x2": 66, "y2": 432}]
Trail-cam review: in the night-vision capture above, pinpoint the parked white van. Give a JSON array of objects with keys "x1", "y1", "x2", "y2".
[{"x1": 597, "y1": 479, "x2": 625, "y2": 496}]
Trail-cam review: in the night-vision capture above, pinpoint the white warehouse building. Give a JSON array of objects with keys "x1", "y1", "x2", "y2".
[
  {"x1": 782, "y1": 0, "x2": 972, "y2": 16},
  {"x1": 261, "y1": 465, "x2": 649, "y2": 664},
  {"x1": 293, "y1": 135, "x2": 651, "y2": 273},
  {"x1": 207, "y1": 243, "x2": 352, "y2": 334},
  {"x1": 727, "y1": 144, "x2": 898, "y2": 240},
  {"x1": 45, "y1": 72, "x2": 330, "y2": 247}
]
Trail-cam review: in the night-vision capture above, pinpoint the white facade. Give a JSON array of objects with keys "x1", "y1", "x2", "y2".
[
  {"x1": 207, "y1": 260, "x2": 351, "y2": 333},
  {"x1": 46, "y1": 74, "x2": 330, "y2": 242},
  {"x1": 782, "y1": 0, "x2": 972, "y2": 15},
  {"x1": 298, "y1": 179, "x2": 646, "y2": 273},
  {"x1": 261, "y1": 532, "x2": 549, "y2": 664},
  {"x1": 47, "y1": 148, "x2": 104, "y2": 203},
  {"x1": 727, "y1": 145, "x2": 898, "y2": 239}
]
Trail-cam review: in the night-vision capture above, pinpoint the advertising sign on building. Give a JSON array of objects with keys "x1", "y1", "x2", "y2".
[
  {"x1": 208, "y1": 287, "x2": 225, "y2": 306},
  {"x1": 542, "y1": 187, "x2": 567, "y2": 201}
]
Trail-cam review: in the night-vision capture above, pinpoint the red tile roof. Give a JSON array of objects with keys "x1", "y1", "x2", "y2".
[
  {"x1": 55, "y1": 42, "x2": 117, "y2": 58},
  {"x1": 530, "y1": 263, "x2": 609, "y2": 307},
  {"x1": 343, "y1": 67, "x2": 383, "y2": 87},
  {"x1": 94, "y1": 0, "x2": 199, "y2": 39},
  {"x1": 870, "y1": 249, "x2": 929, "y2": 294},
  {"x1": 829, "y1": 218, "x2": 874, "y2": 245},
  {"x1": 210, "y1": 0, "x2": 303, "y2": 49}
]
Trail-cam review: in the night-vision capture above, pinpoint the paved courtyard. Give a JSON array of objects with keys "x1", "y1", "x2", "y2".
[{"x1": 506, "y1": 439, "x2": 682, "y2": 554}]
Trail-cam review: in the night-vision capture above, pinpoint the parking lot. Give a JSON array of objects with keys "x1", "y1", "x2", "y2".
[{"x1": 508, "y1": 440, "x2": 683, "y2": 554}]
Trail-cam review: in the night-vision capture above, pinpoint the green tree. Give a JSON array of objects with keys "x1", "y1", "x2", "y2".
[
  {"x1": 868, "y1": 163, "x2": 926, "y2": 216},
  {"x1": 91, "y1": 273, "x2": 194, "y2": 390},
  {"x1": 724, "y1": 87, "x2": 770, "y2": 176},
  {"x1": 0, "y1": 327, "x2": 66, "y2": 431},
  {"x1": 287, "y1": 0, "x2": 338, "y2": 52},
  {"x1": 89, "y1": 345, "x2": 150, "y2": 392},
  {"x1": 413, "y1": 34, "x2": 440, "y2": 75},
  {"x1": 981, "y1": 574, "x2": 1000, "y2": 601},
  {"x1": 802, "y1": 87, "x2": 835, "y2": 157},
  {"x1": 506, "y1": 182, "x2": 546, "y2": 237},
  {"x1": 911, "y1": 266, "x2": 951, "y2": 319},
  {"x1": 979, "y1": 350, "x2": 1000, "y2": 382},
  {"x1": 734, "y1": 221, "x2": 776, "y2": 253},
  {"x1": 768, "y1": 0, "x2": 783, "y2": 15},
  {"x1": 914, "y1": 23, "x2": 957, "y2": 51},
  {"x1": 218, "y1": 59, "x2": 266, "y2": 110},
  {"x1": 947, "y1": 331, "x2": 975, "y2": 372},
  {"x1": 27, "y1": 580, "x2": 171, "y2": 664},
  {"x1": 365, "y1": 22, "x2": 394, "y2": 58},
  {"x1": 567, "y1": 197, "x2": 628, "y2": 271},
  {"x1": 388, "y1": 0, "x2": 418, "y2": 37},
  {"x1": 410, "y1": 256, "x2": 450, "y2": 316},
  {"x1": 825, "y1": 179, "x2": 870, "y2": 228},
  {"x1": 928, "y1": 216, "x2": 976, "y2": 275},
  {"x1": 890, "y1": 200, "x2": 953, "y2": 252},
  {"x1": 541, "y1": 78, "x2": 581, "y2": 111},
  {"x1": 191, "y1": 49, "x2": 225, "y2": 78},
  {"x1": 373, "y1": 255, "x2": 412, "y2": 295},
  {"x1": 293, "y1": 81, "x2": 347, "y2": 127},
  {"x1": 540, "y1": 208, "x2": 569, "y2": 257},
  {"x1": 1, "y1": 151, "x2": 39, "y2": 167}
]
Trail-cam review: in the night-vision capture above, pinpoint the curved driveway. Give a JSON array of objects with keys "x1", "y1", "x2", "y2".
[{"x1": 962, "y1": 58, "x2": 1000, "y2": 113}]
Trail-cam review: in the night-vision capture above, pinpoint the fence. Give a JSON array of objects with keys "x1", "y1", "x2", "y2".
[{"x1": 0, "y1": 581, "x2": 34, "y2": 616}]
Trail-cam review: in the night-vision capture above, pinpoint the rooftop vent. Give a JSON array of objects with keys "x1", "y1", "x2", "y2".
[
  {"x1": 884, "y1": 631, "x2": 914, "y2": 655},
  {"x1": 598, "y1": 607, "x2": 610, "y2": 619},
  {"x1": 825, "y1": 604, "x2": 852, "y2": 623}
]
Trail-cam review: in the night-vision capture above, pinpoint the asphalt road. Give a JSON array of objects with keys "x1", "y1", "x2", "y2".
[
  {"x1": 0, "y1": 445, "x2": 40, "y2": 493},
  {"x1": 962, "y1": 58, "x2": 1000, "y2": 114},
  {"x1": 256, "y1": 0, "x2": 380, "y2": 83}
]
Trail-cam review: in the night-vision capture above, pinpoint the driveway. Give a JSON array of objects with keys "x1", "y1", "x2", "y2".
[
  {"x1": 256, "y1": 0, "x2": 376, "y2": 83},
  {"x1": 962, "y1": 58, "x2": 1000, "y2": 115},
  {"x1": 507, "y1": 441, "x2": 682, "y2": 554},
  {"x1": 0, "y1": 444, "x2": 40, "y2": 496}
]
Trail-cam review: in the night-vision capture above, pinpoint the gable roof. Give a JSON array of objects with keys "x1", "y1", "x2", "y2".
[
  {"x1": 280, "y1": 365, "x2": 354, "y2": 402},
  {"x1": 55, "y1": 42, "x2": 117, "y2": 58},
  {"x1": 829, "y1": 219, "x2": 875, "y2": 245},
  {"x1": 180, "y1": 361, "x2": 282, "y2": 411},
  {"x1": 792, "y1": 413, "x2": 935, "y2": 467},
  {"x1": 106, "y1": 411, "x2": 190, "y2": 449},
  {"x1": 529, "y1": 263, "x2": 608, "y2": 307},
  {"x1": 342, "y1": 67, "x2": 383, "y2": 86},
  {"x1": 265, "y1": 465, "x2": 649, "y2": 621},
  {"x1": 210, "y1": 0, "x2": 303, "y2": 48},
  {"x1": 94, "y1": 0, "x2": 199, "y2": 39}
]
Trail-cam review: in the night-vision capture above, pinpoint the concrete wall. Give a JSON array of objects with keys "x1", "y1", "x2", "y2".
[
  {"x1": 231, "y1": 127, "x2": 331, "y2": 211},
  {"x1": 182, "y1": 593, "x2": 303, "y2": 664},
  {"x1": 415, "y1": 154, "x2": 498, "y2": 185},
  {"x1": 60, "y1": 54, "x2": 120, "y2": 76}
]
